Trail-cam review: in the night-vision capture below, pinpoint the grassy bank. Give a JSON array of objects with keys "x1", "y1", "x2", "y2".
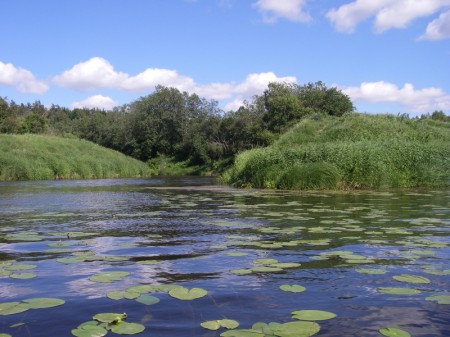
[
  {"x1": 0, "y1": 134, "x2": 151, "y2": 181},
  {"x1": 221, "y1": 114, "x2": 450, "y2": 190}
]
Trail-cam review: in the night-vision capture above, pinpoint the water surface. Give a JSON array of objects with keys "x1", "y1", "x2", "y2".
[{"x1": 0, "y1": 178, "x2": 449, "y2": 336}]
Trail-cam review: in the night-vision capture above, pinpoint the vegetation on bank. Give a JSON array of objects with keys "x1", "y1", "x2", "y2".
[
  {"x1": 221, "y1": 114, "x2": 450, "y2": 190},
  {"x1": 1, "y1": 81, "x2": 449, "y2": 187},
  {"x1": 0, "y1": 134, "x2": 150, "y2": 181},
  {"x1": 0, "y1": 82, "x2": 354, "y2": 171}
]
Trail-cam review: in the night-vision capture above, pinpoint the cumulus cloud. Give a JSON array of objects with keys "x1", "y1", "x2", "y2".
[
  {"x1": 253, "y1": 0, "x2": 311, "y2": 23},
  {"x1": 122, "y1": 68, "x2": 195, "y2": 92},
  {"x1": 342, "y1": 81, "x2": 450, "y2": 112},
  {"x1": 54, "y1": 57, "x2": 296, "y2": 110},
  {"x1": 70, "y1": 95, "x2": 118, "y2": 110},
  {"x1": 327, "y1": 0, "x2": 450, "y2": 34},
  {"x1": 420, "y1": 10, "x2": 450, "y2": 40},
  {"x1": 53, "y1": 57, "x2": 128, "y2": 90},
  {"x1": 223, "y1": 72, "x2": 297, "y2": 111},
  {"x1": 53, "y1": 57, "x2": 195, "y2": 93},
  {"x1": 0, "y1": 60, "x2": 48, "y2": 94},
  {"x1": 235, "y1": 72, "x2": 297, "y2": 96}
]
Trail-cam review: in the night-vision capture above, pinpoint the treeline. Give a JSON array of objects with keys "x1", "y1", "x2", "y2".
[{"x1": 1, "y1": 81, "x2": 447, "y2": 171}]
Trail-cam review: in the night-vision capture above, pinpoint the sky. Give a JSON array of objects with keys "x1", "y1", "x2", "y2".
[{"x1": 1, "y1": 0, "x2": 450, "y2": 115}]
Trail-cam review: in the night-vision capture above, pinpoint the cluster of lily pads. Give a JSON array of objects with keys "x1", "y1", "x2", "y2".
[
  {"x1": 0, "y1": 261, "x2": 37, "y2": 280},
  {"x1": 203, "y1": 309, "x2": 336, "y2": 337},
  {"x1": 0, "y1": 298, "x2": 65, "y2": 316},
  {"x1": 72, "y1": 313, "x2": 145, "y2": 336}
]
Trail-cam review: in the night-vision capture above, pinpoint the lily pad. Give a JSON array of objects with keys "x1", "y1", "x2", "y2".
[
  {"x1": 227, "y1": 252, "x2": 249, "y2": 257},
  {"x1": 291, "y1": 310, "x2": 336, "y2": 321},
  {"x1": 253, "y1": 259, "x2": 278, "y2": 265},
  {"x1": 201, "y1": 320, "x2": 221, "y2": 331},
  {"x1": 110, "y1": 321, "x2": 145, "y2": 335},
  {"x1": 272, "y1": 262, "x2": 301, "y2": 269},
  {"x1": 378, "y1": 287, "x2": 421, "y2": 295},
  {"x1": 93, "y1": 313, "x2": 127, "y2": 323},
  {"x1": 89, "y1": 271, "x2": 130, "y2": 283},
  {"x1": 280, "y1": 284, "x2": 306, "y2": 293},
  {"x1": 250, "y1": 266, "x2": 283, "y2": 273},
  {"x1": 126, "y1": 285, "x2": 155, "y2": 294},
  {"x1": 9, "y1": 272, "x2": 36, "y2": 279},
  {"x1": 221, "y1": 329, "x2": 264, "y2": 337},
  {"x1": 422, "y1": 269, "x2": 450, "y2": 276},
  {"x1": 136, "y1": 295, "x2": 160, "y2": 306},
  {"x1": 71, "y1": 324, "x2": 108, "y2": 337},
  {"x1": 201, "y1": 319, "x2": 239, "y2": 331},
  {"x1": 272, "y1": 321, "x2": 320, "y2": 337},
  {"x1": 425, "y1": 295, "x2": 450, "y2": 304},
  {"x1": 21, "y1": 298, "x2": 65, "y2": 309},
  {"x1": 4, "y1": 264, "x2": 36, "y2": 271},
  {"x1": 393, "y1": 274, "x2": 430, "y2": 284},
  {"x1": 107, "y1": 291, "x2": 140, "y2": 300},
  {"x1": 379, "y1": 327, "x2": 411, "y2": 337},
  {"x1": 356, "y1": 268, "x2": 386, "y2": 275},
  {"x1": 231, "y1": 269, "x2": 252, "y2": 275},
  {"x1": 169, "y1": 287, "x2": 208, "y2": 300},
  {"x1": 0, "y1": 302, "x2": 28, "y2": 315}
]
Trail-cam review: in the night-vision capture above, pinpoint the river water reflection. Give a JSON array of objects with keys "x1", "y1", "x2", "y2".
[{"x1": 0, "y1": 178, "x2": 449, "y2": 336}]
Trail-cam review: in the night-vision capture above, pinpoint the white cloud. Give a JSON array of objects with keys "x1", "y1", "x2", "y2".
[
  {"x1": 70, "y1": 95, "x2": 118, "y2": 110},
  {"x1": 253, "y1": 0, "x2": 311, "y2": 23},
  {"x1": 342, "y1": 81, "x2": 450, "y2": 112},
  {"x1": 194, "y1": 82, "x2": 235, "y2": 100},
  {"x1": 53, "y1": 57, "x2": 128, "y2": 90},
  {"x1": 0, "y1": 60, "x2": 48, "y2": 94},
  {"x1": 327, "y1": 0, "x2": 450, "y2": 34},
  {"x1": 420, "y1": 10, "x2": 450, "y2": 40},
  {"x1": 220, "y1": 72, "x2": 297, "y2": 111},
  {"x1": 234, "y1": 72, "x2": 297, "y2": 96},
  {"x1": 122, "y1": 68, "x2": 195, "y2": 92},
  {"x1": 54, "y1": 57, "x2": 297, "y2": 110}
]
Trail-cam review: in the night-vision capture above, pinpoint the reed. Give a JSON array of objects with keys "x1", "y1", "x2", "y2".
[
  {"x1": 221, "y1": 114, "x2": 450, "y2": 190},
  {"x1": 0, "y1": 134, "x2": 151, "y2": 181}
]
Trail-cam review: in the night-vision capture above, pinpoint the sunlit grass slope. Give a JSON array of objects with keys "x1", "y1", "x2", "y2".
[
  {"x1": 0, "y1": 134, "x2": 151, "y2": 181},
  {"x1": 222, "y1": 114, "x2": 450, "y2": 190}
]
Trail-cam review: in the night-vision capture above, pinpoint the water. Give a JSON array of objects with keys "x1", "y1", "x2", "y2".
[{"x1": 0, "y1": 177, "x2": 449, "y2": 337}]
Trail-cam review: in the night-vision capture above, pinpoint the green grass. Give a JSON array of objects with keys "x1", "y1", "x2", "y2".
[
  {"x1": 221, "y1": 114, "x2": 450, "y2": 190},
  {"x1": 0, "y1": 134, "x2": 151, "y2": 181}
]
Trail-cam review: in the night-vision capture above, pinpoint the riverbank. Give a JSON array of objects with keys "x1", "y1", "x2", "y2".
[
  {"x1": 0, "y1": 134, "x2": 151, "y2": 181},
  {"x1": 221, "y1": 114, "x2": 450, "y2": 190}
]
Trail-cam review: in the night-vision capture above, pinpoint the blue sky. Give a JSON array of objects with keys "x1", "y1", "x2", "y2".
[{"x1": 1, "y1": 0, "x2": 449, "y2": 115}]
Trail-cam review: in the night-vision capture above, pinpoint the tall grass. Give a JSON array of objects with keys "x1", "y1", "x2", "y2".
[
  {"x1": 0, "y1": 134, "x2": 151, "y2": 181},
  {"x1": 221, "y1": 114, "x2": 450, "y2": 190}
]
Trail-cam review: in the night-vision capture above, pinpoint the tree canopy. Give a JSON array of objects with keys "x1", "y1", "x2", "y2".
[{"x1": 0, "y1": 81, "x2": 401, "y2": 170}]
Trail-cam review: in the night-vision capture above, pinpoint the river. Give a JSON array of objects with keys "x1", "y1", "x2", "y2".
[{"x1": 0, "y1": 178, "x2": 449, "y2": 336}]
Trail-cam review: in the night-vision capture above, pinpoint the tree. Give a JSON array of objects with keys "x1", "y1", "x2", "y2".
[
  {"x1": 21, "y1": 113, "x2": 48, "y2": 134},
  {"x1": 297, "y1": 81, "x2": 354, "y2": 117},
  {"x1": 262, "y1": 82, "x2": 303, "y2": 133},
  {"x1": 256, "y1": 81, "x2": 354, "y2": 134}
]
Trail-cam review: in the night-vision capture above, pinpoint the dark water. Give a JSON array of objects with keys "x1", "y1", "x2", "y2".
[{"x1": 0, "y1": 178, "x2": 449, "y2": 337}]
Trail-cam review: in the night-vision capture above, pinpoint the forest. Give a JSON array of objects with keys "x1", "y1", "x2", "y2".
[
  {"x1": 0, "y1": 82, "x2": 356, "y2": 172},
  {"x1": 1, "y1": 81, "x2": 449, "y2": 187}
]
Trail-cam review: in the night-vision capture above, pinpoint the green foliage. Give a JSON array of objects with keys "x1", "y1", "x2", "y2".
[
  {"x1": 0, "y1": 134, "x2": 150, "y2": 181},
  {"x1": 222, "y1": 114, "x2": 450, "y2": 190},
  {"x1": 260, "y1": 81, "x2": 354, "y2": 133}
]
